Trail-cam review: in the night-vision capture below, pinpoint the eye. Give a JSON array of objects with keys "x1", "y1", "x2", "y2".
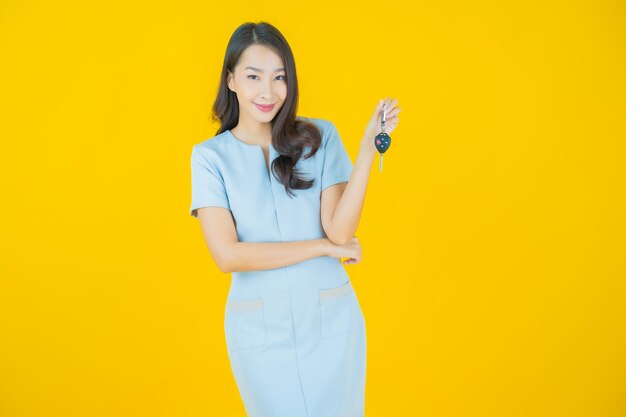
[{"x1": 247, "y1": 74, "x2": 286, "y2": 81}]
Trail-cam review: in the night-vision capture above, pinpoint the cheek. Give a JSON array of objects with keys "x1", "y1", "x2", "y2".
[
  {"x1": 240, "y1": 84, "x2": 258, "y2": 99},
  {"x1": 240, "y1": 78, "x2": 255, "y2": 89},
  {"x1": 277, "y1": 82, "x2": 288, "y2": 98}
]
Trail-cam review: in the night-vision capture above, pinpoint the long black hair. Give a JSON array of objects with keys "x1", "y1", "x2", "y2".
[{"x1": 211, "y1": 21, "x2": 322, "y2": 198}]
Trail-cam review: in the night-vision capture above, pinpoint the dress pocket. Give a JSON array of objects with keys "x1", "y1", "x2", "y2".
[
  {"x1": 319, "y1": 280, "x2": 357, "y2": 339},
  {"x1": 225, "y1": 297, "x2": 266, "y2": 352}
]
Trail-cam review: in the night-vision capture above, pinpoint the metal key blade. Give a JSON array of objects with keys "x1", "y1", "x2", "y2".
[{"x1": 379, "y1": 154, "x2": 383, "y2": 172}]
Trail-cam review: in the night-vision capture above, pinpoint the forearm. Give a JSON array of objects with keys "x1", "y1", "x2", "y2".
[
  {"x1": 329, "y1": 137, "x2": 377, "y2": 244},
  {"x1": 223, "y1": 238, "x2": 330, "y2": 273}
]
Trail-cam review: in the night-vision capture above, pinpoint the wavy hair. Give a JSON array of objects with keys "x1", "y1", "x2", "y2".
[{"x1": 211, "y1": 21, "x2": 322, "y2": 198}]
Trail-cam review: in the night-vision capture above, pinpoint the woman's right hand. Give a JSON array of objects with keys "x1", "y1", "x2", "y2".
[{"x1": 325, "y1": 236, "x2": 362, "y2": 265}]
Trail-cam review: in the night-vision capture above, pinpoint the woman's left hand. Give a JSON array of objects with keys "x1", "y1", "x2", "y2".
[{"x1": 361, "y1": 97, "x2": 401, "y2": 153}]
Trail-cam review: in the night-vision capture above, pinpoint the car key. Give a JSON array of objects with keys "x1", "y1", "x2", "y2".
[{"x1": 374, "y1": 103, "x2": 392, "y2": 172}]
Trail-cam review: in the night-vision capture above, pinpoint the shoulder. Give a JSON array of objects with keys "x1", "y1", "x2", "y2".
[
  {"x1": 192, "y1": 130, "x2": 230, "y2": 154},
  {"x1": 297, "y1": 115, "x2": 334, "y2": 132},
  {"x1": 296, "y1": 115, "x2": 338, "y2": 145},
  {"x1": 191, "y1": 131, "x2": 232, "y2": 164}
]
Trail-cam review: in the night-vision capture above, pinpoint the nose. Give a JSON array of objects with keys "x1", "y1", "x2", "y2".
[{"x1": 259, "y1": 79, "x2": 274, "y2": 101}]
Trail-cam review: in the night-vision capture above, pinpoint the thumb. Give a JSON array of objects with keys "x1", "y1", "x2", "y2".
[{"x1": 374, "y1": 99, "x2": 384, "y2": 117}]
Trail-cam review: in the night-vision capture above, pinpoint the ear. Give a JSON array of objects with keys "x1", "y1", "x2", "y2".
[{"x1": 227, "y1": 70, "x2": 234, "y2": 92}]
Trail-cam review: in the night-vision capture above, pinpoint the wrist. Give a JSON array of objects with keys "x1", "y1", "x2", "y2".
[
  {"x1": 358, "y1": 135, "x2": 378, "y2": 161},
  {"x1": 360, "y1": 131, "x2": 373, "y2": 145},
  {"x1": 319, "y1": 238, "x2": 332, "y2": 257}
]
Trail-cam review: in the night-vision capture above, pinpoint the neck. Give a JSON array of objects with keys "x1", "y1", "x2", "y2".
[{"x1": 231, "y1": 117, "x2": 273, "y2": 146}]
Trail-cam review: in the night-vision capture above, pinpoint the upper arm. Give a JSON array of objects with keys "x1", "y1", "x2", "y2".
[
  {"x1": 319, "y1": 121, "x2": 352, "y2": 243},
  {"x1": 189, "y1": 144, "x2": 237, "y2": 272},
  {"x1": 320, "y1": 121, "x2": 353, "y2": 191},
  {"x1": 196, "y1": 207, "x2": 238, "y2": 273},
  {"x1": 320, "y1": 182, "x2": 348, "y2": 243},
  {"x1": 190, "y1": 145, "x2": 231, "y2": 215}
]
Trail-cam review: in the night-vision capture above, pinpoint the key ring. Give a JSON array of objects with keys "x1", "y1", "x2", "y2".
[
  {"x1": 374, "y1": 103, "x2": 392, "y2": 172},
  {"x1": 381, "y1": 104, "x2": 387, "y2": 132}
]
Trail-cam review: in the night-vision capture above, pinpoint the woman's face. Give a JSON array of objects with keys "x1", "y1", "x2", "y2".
[{"x1": 227, "y1": 44, "x2": 287, "y2": 125}]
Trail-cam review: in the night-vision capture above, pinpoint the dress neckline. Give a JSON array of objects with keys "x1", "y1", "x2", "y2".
[
  {"x1": 226, "y1": 129, "x2": 272, "y2": 149},
  {"x1": 225, "y1": 129, "x2": 274, "y2": 180}
]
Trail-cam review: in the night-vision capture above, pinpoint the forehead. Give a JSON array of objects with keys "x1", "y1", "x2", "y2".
[{"x1": 238, "y1": 44, "x2": 284, "y2": 71}]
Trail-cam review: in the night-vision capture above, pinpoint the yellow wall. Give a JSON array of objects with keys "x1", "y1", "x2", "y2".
[{"x1": 1, "y1": 1, "x2": 624, "y2": 416}]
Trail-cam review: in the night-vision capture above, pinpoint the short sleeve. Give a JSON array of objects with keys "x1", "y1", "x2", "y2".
[
  {"x1": 189, "y1": 145, "x2": 231, "y2": 218},
  {"x1": 321, "y1": 121, "x2": 353, "y2": 191}
]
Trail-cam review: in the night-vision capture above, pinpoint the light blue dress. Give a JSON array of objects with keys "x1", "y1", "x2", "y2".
[{"x1": 190, "y1": 116, "x2": 367, "y2": 417}]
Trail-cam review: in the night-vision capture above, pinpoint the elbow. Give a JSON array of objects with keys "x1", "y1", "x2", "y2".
[
  {"x1": 325, "y1": 231, "x2": 353, "y2": 246},
  {"x1": 323, "y1": 220, "x2": 357, "y2": 247},
  {"x1": 213, "y1": 250, "x2": 236, "y2": 274},
  {"x1": 332, "y1": 237, "x2": 352, "y2": 246},
  {"x1": 216, "y1": 262, "x2": 232, "y2": 274},
  {"x1": 216, "y1": 259, "x2": 237, "y2": 274}
]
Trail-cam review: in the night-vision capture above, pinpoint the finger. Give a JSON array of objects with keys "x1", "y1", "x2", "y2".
[
  {"x1": 383, "y1": 98, "x2": 400, "y2": 114},
  {"x1": 386, "y1": 107, "x2": 402, "y2": 117},
  {"x1": 387, "y1": 116, "x2": 399, "y2": 127},
  {"x1": 385, "y1": 113, "x2": 399, "y2": 123},
  {"x1": 382, "y1": 98, "x2": 391, "y2": 113},
  {"x1": 380, "y1": 98, "x2": 393, "y2": 112},
  {"x1": 374, "y1": 99, "x2": 385, "y2": 117}
]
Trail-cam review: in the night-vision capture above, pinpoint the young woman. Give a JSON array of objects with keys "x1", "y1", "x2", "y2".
[{"x1": 190, "y1": 21, "x2": 400, "y2": 417}]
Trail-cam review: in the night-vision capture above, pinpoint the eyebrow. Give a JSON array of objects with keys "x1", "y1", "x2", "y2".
[{"x1": 245, "y1": 66, "x2": 286, "y2": 73}]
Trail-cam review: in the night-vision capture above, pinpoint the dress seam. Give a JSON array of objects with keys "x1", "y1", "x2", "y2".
[{"x1": 269, "y1": 160, "x2": 310, "y2": 416}]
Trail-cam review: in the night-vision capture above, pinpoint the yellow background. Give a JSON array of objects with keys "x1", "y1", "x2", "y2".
[{"x1": 1, "y1": 1, "x2": 625, "y2": 416}]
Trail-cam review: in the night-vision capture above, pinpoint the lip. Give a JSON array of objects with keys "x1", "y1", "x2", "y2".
[{"x1": 254, "y1": 102, "x2": 276, "y2": 112}]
